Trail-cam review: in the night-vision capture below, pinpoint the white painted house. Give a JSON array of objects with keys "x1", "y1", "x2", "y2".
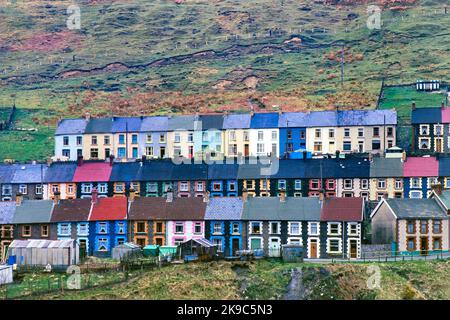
[{"x1": 54, "y1": 119, "x2": 87, "y2": 161}]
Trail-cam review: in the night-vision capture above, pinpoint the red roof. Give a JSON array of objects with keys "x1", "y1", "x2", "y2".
[
  {"x1": 72, "y1": 162, "x2": 112, "y2": 182},
  {"x1": 403, "y1": 156, "x2": 438, "y2": 177},
  {"x1": 321, "y1": 198, "x2": 363, "y2": 222},
  {"x1": 89, "y1": 197, "x2": 127, "y2": 221}
]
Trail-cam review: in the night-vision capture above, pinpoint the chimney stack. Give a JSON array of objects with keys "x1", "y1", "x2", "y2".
[
  {"x1": 402, "y1": 151, "x2": 407, "y2": 162},
  {"x1": 15, "y1": 192, "x2": 23, "y2": 206},
  {"x1": 203, "y1": 191, "x2": 210, "y2": 203},
  {"x1": 91, "y1": 187, "x2": 99, "y2": 204},
  {"x1": 412, "y1": 101, "x2": 416, "y2": 111},
  {"x1": 242, "y1": 188, "x2": 248, "y2": 202},
  {"x1": 319, "y1": 190, "x2": 325, "y2": 202},
  {"x1": 53, "y1": 191, "x2": 60, "y2": 204},
  {"x1": 109, "y1": 154, "x2": 115, "y2": 166},
  {"x1": 77, "y1": 155, "x2": 84, "y2": 167},
  {"x1": 279, "y1": 189, "x2": 286, "y2": 202},
  {"x1": 166, "y1": 188, "x2": 173, "y2": 203},
  {"x1": 141, "y1": 155, "x2": 146, "y2": 163},
  {"x1": 129, "y1": 188, "x2": 136, "y2": 203},
  {"x1": 84, "y1": 112, "x2": 91, "y2": 120},
  {"x1": 442, "y1": 101, "x2": 446, "y2": 110}
]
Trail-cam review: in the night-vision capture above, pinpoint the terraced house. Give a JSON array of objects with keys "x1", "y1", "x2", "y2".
[
  {"x1": 139, "y1": 116, "x2": 169, "y2": 159},
  {"x1": 369, "y1": 157, "x2": 404, "y2": 201},
  {"x1": 0, "y1": 202, "x2": 15, "y2": 262},
  {"x1": 222, "y1": 114, "x2": 251, "y2": 157},
  {"x1": 193, "y1": 115, "x2": 224, "y2": 160},
  {"x1": 249, "y1": 112, "x2": 280, "y2": 158},
  {"x1": 82, "y1": 117, "x2": 114, "y2": 160},
  {"x1": 44, "y1": 161, "x2": 77, "y2": 200},
  {"x1": 166, "y1": 115, "x2": 197, "y2": 159},
  {"x1": 0, "y1": 163, "x2": 46, "y2": 201},
  {"x1": 111, "y1": 117, "x2": 142, "y2": 160},
  {"x1": 207, "y1": 163, "x2": 239, "y2": 197},
  {"x1": 72, "y1": 159, "x2": 113, "y2": 198},
  {"x1": 403, "y1": 156, "x2": 439, "y2": 199},
  {"x1": 278, "y1": 112, "x2": 309, "y2": 159},
  {"x1": 54, "y1": 118, "x2": 87, "y2": 161}
]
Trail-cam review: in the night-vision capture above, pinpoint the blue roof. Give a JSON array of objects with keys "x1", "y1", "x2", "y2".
[
  {"x1": 250, "y1": 113, "x2": 279, "y2": 129},
  {"x1": 11, "y1": 164, "x2": 47, "y2": 184},
  {"x1": 171, "y1": 163, "x2": 208, "y2": 180},
  {"x1": 140, "y1": 116, "x2": 169, "y2": 132},
  {"x1": 207, "y1": 163, "x2": 239, "y2": 180},
  {"x1": 205, "y1": 198, "x2": 243, "y2": 220},
  {"x1": 109, "y1": 162, "x2": 142, "y2": 182},
  {"x1": 196, "y1": 115, "x2": 224, "y2": 130},
  {"x1": 278, "y1": 112, "x2": 309, "y2": 127},
  {"x1": 223, "y1": 114, "x2": 251, "y2": 129},
  {"x1": 272, "y1": 160, "x2": 307, "y2": 178},
  {"x1": 139, "y1": 161, "x2": 174, "y2": 181},
  {"x1": 44, "y1": 162, "x2": 77, "y2": 183},
  {"x1": 304, "y1": 157, "x2": 370, "y2": 178},
  {"x1": 337, "y1": 110, "x2": 397, "y2": 126},
  {"x1": 0, "y1": 165, "x2": 15, "y2": 183},
  {"x1": 0, "y1": 202, "x2": 16, "y2": 225},
  {"x1": 85, "y1": 118, "x2": 113, "y2": 134},
  {"x1": 439, "y1": 156, "x2": 450, "y2": 176},
  {"x1": 111, "y1": 117, "x2": 142, "y2": 133},
  {"x1": 168, "y1": 115, "x2": 197, "y2": 131},
  {"x1": 305, "y1": 111, "x2": 337, "y2": 127},
  {"x1": 411, "y1": 108, "x2": 442, "y2": 124},
  {"x1": 55, "y1": 119, "x2": 87, "y2": 135}
]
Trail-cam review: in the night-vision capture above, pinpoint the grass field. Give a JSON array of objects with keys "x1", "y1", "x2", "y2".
[{"x1": 22, "y1": 259, "x2": 450, "y2": 300}]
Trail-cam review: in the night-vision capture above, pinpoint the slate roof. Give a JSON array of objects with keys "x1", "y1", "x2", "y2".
[
  {"x1": 403, "y1": 157, "x2": 439, "y2": 177},
  {"x1": 171, "y1": 163, "x2": 207, "y2": 181},
  {"x1": 140, "y1": 116, "x2": 169, "y2": 132},
  {"x1": 304, "y1": 158, "x2": 340, "y2": 178},
  {"x1": 333, "y1": 158, "x2": 370, "y2": 178},
  {"x1": 128, "y1": 197, "x2": 168, "y2": 220},
  {"x1": 441, "y1": 108, "x2": 450, "y2": 124},
  {"x1": 55, "y1": 118, "x2": 87, "y2": 135},
  {"x1": 250, "y1": 113, "x2": 279, "y2": 129},
  {"x1": 321, "y1": 198, "x2": 364, "y2": 222},
  {"x1": 370, "y1": 158, "x2": 404, "y2": 178},
  {"x1": 433, "y1": 190, "x2": 450, "y2": 209},
  {"x1": 11, "y1": 164, "x2": 47, "y2": 184},
  {"x1": 304, "y1": 111, "x2": 337, "y2": 127},
  {"x1": 237, "y1": 162, "x2": 274, "y2": 179},
  {"x1": 196, "y1": 115, "x2": 224, "y2": 130},
  {"x1": 207, "y1": 163, "x2": 239, "y2": 180},
  {"x1": 168, "y1": 115, "x2": 196, "y2": 131},
  {"x1": 109, "y1": 162, "x2": 142, "y2": 182},
  {"x1": 272, "y1": 160, "x2": 306, "y2": 179},
  {"x1": 51, "y1": 199, "x2": 92, "y2": 222},
  {"x1": 12, "y1": 200, "x2": 54, "y2": 224},
  {"x1": 0, "y1": 202, "x2": 16, "y2": 225},
  {"x1": 0, "y1": 165, "x2": 15, "y2": 183},
  {"x1": 44, "y1": 162, "x2": 77, "y2": 183},
  {"x1": 438, "y1": 156, "x2": 450, "y2": 176},
  {"x1": 241, "y1": 197, "x2": 321, "y2": 221},
  {"x1": 278, "y1": 112, "x2": 309, "y2": 127},
  {"x1": 89, "y1": 197, "x2": 127, "y2": 221},
  {"x1": 222, "y1": 114, "x2": 251, "y2": 129},
  {"x1": 337, "y1": 110, "x2": 397, "y2": 126},
  {"x1": 385, "y1": 198, "x2": 447, "y2": 219},
  {"x1": 165, "y1": 197, "x2": 207, "y2": 220},
  {"x1": 139, "y1": 161, "x2": 174, "y2": 181},
  {"x1": 72, "y1": 162, "x2": 113, "y2": 182},
  {"x1": 84, "y1": 118, "x2": 113, "y2": 134},
  {"x1": 204, "y1": 198, "x2": 243, "y2": 220},
  {"x1": 111, "y1": 117, "x2": 142, "y2": 133},
  {"x1": 411, "y1": 108, "x2": 442, "y2": 124}
]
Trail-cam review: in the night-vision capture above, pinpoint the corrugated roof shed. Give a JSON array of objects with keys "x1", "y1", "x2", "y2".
[
  {"x1": 12, "y1": 200, "x2": 54, "y2": 224},
  {"x1": 370, "y1": 158, "x2": 404, "y2": 177},
  {"x1": 0, "y1": 202, "x2": 16, "y2": 224},
  {"x1": 321, "y1": 198, "x2": 364, "y2": 222},
  {"x1": 222, "y1": 114, "x2": 251, "y2": 129},
  {"x1": 51, "y1": 199, "x2": 92, "y2": 222},
  {"x1": 250, "y1": 113, "x2": 279, "y2": 129},
  {"x1": 139, "y1": 116, "x2": 169, "y2": 132},
  {"x1": 84, "y1": 118, "x2": 113, "y2": 134},
  {"x1": 337, "y1": 110, "x2": 397, "y2": 126},
  {"x1": 168, "y1": 115, "x2": 196, "y2": 131},
  {"x1": 11, "y1": 164, "x2": 47, "y2": 184},
  {"x1": 72, "y1": 162, "x2": 113, "y2": 182},
  {"x1": 278, "y1": 112, "x2": 309, "y2": 127},
  {"x1": 55, "y1": 118, "x2": 87, "y2": 135},
  {"x1": 403, "y1": 156, "x2": 439, "y2": 177},
  {"x1": 44, "y1": 162, "x2": 77, "y2": 183},
  {"x1": 128, "y1": 197, "x2": 168, "y2": 220},
  {"x1": 89, "y1": 197, "x2": 127, "y2": 221},
  {"x1": 109, "y1": 162, "x2": 142, "y2": 182},
  {"x1": 204, "y1": 198, "x2": 243, "y2": 220},
  {"x1": 111, "y1": 117, "x2": 142, "y2": 133},
  {"x1": 385, "y1": 198, "x2": 447, "y2": 219},
  {"x1": 411, "y1": 108, "x2": 442, "y2": 124},
  {"x1": 241, "y1": 197, "x2": 321, "y2": 221}
]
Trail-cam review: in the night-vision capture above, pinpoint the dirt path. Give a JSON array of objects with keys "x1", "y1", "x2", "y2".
[{"x1": 283, "y1": 267, "x2": 306, "y2": 300}]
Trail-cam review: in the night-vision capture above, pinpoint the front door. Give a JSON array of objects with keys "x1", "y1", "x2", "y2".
[
  {"x1": 79, "y1": 239, "x2": 87, "y2": 259},
  {"x1": 231, "y1": 238, "x2": 240, "y2": 256},
  {"x1": 244, "y1": 144, "x2": 249, "y2": 157},
  {"x1": 420, "y1": 237, "x2": 428, "y2": 255},
  {"x1": 310, "y1": 240, "x2": 318, "y2": 258},
  {"x1": 269, "y1": 238, "x2": 281, "y2": 257},
  {"x1": 435, "y1": 138, "x2": 443, "y2": 153},
  {"x1": 349, "y1": 239, "x2": 358, "y2": 259}
]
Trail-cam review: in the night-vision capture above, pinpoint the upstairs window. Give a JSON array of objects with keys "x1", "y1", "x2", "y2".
[
  {"x1": 194, "y1": 222, "x2": 202, "y2": 234},
  {"x1": 373, "y1": 127, "x2": 380, "y2": 137},
  {"x1": 98, "y1": 222, "x2": 108, "y2": 234},
  {"x1": 131, "y1": 134, "x2": 138, "y2": 144},
  {"x1": 63, "y1": 136, "x2": 69, "y2": 146},
  {"x1": 328, "y1": 129, "x2": 334, "y2": 139},
  {"x1": 387, "y1": 127, "x2": 394, "y2": 137},
  {"x1": 119, "y1": 134, "x2": 125, "y2": 145},
  {"x1": 250, "y1": 222, "x2": 262, "y2": 234},
  {"x1": 213, "y1": 222, "x2": 222, "y2": 234},
  {"x1": 175, "y1": 222, "x2": 184, "y2": 234},
  {"x1": 328, "y1": 222, "x2": 341, "y2": 235},
  {"x1": 344, "y1": 128, "x2": 350, "y2": 137},
  {"x1": 407, "y1": 221, "x2": 415, "y2": 234},
  {"x1": 433, "y1": 221, "x2": 442, "y2": 234},
  {"x1": 420, "y1": 125, "x2": 429, "y2": 136},
  {"x1": 258, "y1": 131, "x2": 264, "y2": 141}
]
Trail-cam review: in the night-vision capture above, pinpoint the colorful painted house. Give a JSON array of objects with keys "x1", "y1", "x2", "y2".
[
  {"x1": 403, "y1": 156, "x2": 439, "y2": 199},
  {"x1": 278, "y1": 112, "x2": 309, "y2": 159},
  {"x1": 50, "y1": 198, "x2": 91, "y2": 256},
  {"x1": 249, "y1": 113, "x2": 280, "y2": 157},
  {"x1": 334, "y1": 157, "x2": 370, "y2": 199},
  {"x1": 171, "y1": 163, "x2": 207, "y2": 198},
  {"x1": 237, "y1": 161, "x2": 274, "y2": 197},
  {"x1": 111, "y1": 117, "x2": 142, "y2": 160},
  {"x1": 207, "y1": 163, "x2": 239, "y2": 197},
  {"x1": 82, "y1": 117, "x2": 114, "y2": 160},
  {"x1": 371, "y1": 198, "x2": 449, "y2": 255},
  {"x1": 44, "y1": 161, "x2": 77, "y2": 200},
  {"x1": 204, "y1": 197, "x2": 244, "y2": 256},
  {"x1": 88, "y1": 191, "x2": 128, "y2": 257},
  {"x1": 369, "y1": 157, "x2": 404, "y2": 201},
  {"x1": 0, "y1": 163, "x2": 47, "y2": 201},
  {"x1": 72, "y1": 160, "x2": 113, "y2": 198},
  {"x1": 193, "y1": 115, "x2": 224, "y2": 161},
  {"x1": 54, "y1": 118, "x2": 87, "y2": 161},
  {"x1": 109, "y1": 161, "x2": 142, "y2": 197},
  {"x1": 304, "y1": 158, "x2": 338, "y2": 197},
  {"x1": 223, "y1": 114, "x2": 251, "y2": 157},
  {"x1": 0, "y1": 165, "x2": 15, "y2": 201},
  {"x1": 167, "y1": 115, "x2": 197, "y2": 159},
  {"x1": 271, "y1": 160, "x2": 307, "y2": 197},
  {"x1": 140, "y1": 160, "x2": 174, "y2": 197},
  {"x1": 139, "y1": 116, "x2": 169, "y2": 159},
  {"x1": 411, "y1": 105, "x2": 445, "y2": 154},
  {"x1": 0, "y1": 202, "x2": 15, "y2": 261},
  {"x1": 438, "y1": 156, "x2": 450, "y2": 189}
]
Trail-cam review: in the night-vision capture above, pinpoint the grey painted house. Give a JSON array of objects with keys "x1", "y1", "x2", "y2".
[
  {"x1": 0, "y1": 164, "x2": 46, "y2": 201},
  {"x1": 12, "y1": 199, "x2": 56, "y2": 241}
]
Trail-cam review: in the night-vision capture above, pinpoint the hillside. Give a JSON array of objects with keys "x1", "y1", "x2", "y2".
[
  {"x1": 0, "y1": 0, "x2": 449, "y2": 161},
  {"x1": 28, "y1": 259, "x2": 450, "y2": 300}
]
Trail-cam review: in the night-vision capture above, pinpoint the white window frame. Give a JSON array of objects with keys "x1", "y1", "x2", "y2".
[
  {"x1": 249, "y1": 221, "x2": 263, "y2": 235},
  {"x1": 327, "y1": 222, "x2": 342, "y2": 236},
  {"x1": 410, "y1": 178, "x2": 421, "y2": 189},
  {"x1": 269, "y1": 221, "x2": 281, "y2": 235},
  {"x1": 327, "y1": 238, "x2": 342, "y2": 254},
  {"x1": 347, "y1": 223, "x2": 360, "y2": 236},
  {"x1": 288, "y1": 222, "x2": 301, "y2": 236},
  {"x1": 308, "y1": 222, "x2": 320, "y2": 236}
]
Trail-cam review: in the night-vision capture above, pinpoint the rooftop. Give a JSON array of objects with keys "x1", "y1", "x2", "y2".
[
  {"x1": 55, "y1": 118, "x2": 87, "y2": 136},
  {"x1": 89, "y1": 197, "x2": 127, "y2": 221}
]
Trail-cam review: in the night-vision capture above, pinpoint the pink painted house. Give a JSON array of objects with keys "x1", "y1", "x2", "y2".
[{"x1": 403, "y1": 157, "x2": 439, "y2": 199}]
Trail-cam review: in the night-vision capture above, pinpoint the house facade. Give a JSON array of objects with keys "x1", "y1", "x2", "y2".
[
  {"x1": 44, "y1": 161, "x2": 77, "y2": 200},
  {"x1": 0, "y1": 164, "x2": 46, "y2": 201},
  {"x1": 139, "y1": 116, "x2": 169, "y2": 159},
  {"x1": 0, "y1": 202, "x2": 15, "y2": 262},
  {"x1": 223, "y1": 114, "x2": 251, "y2": 157},
  {"x1": 411, "y1": 105, "x2": 447, "y2": 154},
  {"x1": 249, "y1": 113, "x2": 280, "y2": 158},
  {"x1": 207, "y1": 163, "x2": 239, "y2": 197},
  {"x1": 111, "y1": 117, "x2": 142, "y2": 160},
  {"x1": 193, "y1": 115, "x2": 224, "y2": 161},
  {"x1": 82, "y1": 118, "x2": 114, "y2": 160},
  {"x1": 403, "y1": 156, "x2": 439, "y2": 199},
  {"x1": 54, "y1": 119, "x2": 87, "y2": 161},
  {"x1": 369, "y1": 157, "x2": 404, "y2": 201},
  {"x1": 166, "y1": 115, "x2": 196, "y2": 159},
  {"x1": 278, "y1": 112, "x2": 309, "y2": 159},
  {"x1": 72, "y1": 160, "x2": 113, "y2": 198}
]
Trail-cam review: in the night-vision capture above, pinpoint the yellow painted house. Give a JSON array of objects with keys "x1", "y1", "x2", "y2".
[
  {"x1": 223, "y1": 114, "x2": 251, "y2": 157},
  {"x1": 369, "y1": 157, "x2": 404, "y2": 201},
  {"x1": 82, "y1": 118, "x2": 114, "y2": 160},
  {"x1": 110, "y1": 117, "x2": 142, "y2": 160}
]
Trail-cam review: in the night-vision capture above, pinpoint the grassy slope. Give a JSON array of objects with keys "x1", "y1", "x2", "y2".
[
  {"x1": 0, "y1": 0, "x2": 449, "y2": 161},
  {"x1": 31, "y1": 259, "x2": 450, "y2": 300}
]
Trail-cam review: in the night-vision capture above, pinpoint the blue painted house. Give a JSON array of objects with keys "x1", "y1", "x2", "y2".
[
  {"x1": 204, "y1": 197, "x2": 244, "y2": 256},
  {"x1": 278, "y1": 112, "x2": 310, "y2": 159},
  {"x1": 109, "y1": 161, "x2": 142, "y2": 197},
  {"x1": 207, "y1": 163, "x2": 239, "y2": 197},
  {"x1": 193, "y1": 115, "x2": 224, "y2": 160},
  {"x1": 88, "y1": 190, "x2": 128, "y2": 257},
  {"x1": 139, "y1": 116, "x2": 169, "y2": 159}
]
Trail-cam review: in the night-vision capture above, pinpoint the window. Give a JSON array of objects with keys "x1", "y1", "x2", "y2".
[
  {"x1": 343, "y1": 141, "x2": 352, "y2": 151},
  {"x1": 377, "y1": 179, "x2": 386, "y2": 189},
  {"x1": 196, "y1": 182, "x2": 204, "y2": 192},
  {"x1": 270, "y1": 222, "x2": 280, "y2": 234},
  {"x1": 286, "y1": 142, "x2": 294, "y2": 152},
  {"x1": 59, "y1": 223, "x2": 70, "y2": 236},
  {"x1": 114, "y1": 183, "x2": 125, "y2": 193},
  {"x1": 81, "y1": 183, "x2": 92, "y2": 194},
  {"x1": 328, "y1": 129, "x2": 334, "y2": 139},
  {"x1": 360, "y1": 179, "x2": 369, "y2": 190},
  {"x1": 90, "y1": 148, "x2": 99, "y2": 159},
  {"x1": 432, "y1": 238, "x2": 442, "y2": 250},
  {"x1": 376, "y1": 192, "x2": 386, "y2": 201},
  {"x1": 314, "y1": 142, "x2": 322, "y2": 152},
  {"x1": 309, "y1": 222, "x2": 319, "y2": 236},
  {"x1": 328, "y1": 239, "x2": 341, "y2": 253},
  {"x1": 179, "y1": 181, "x2": 189, "y2": 192},
  {"x1": 159, "y1": 134, "x2": 165, "y2": 143},
  {"x1": 131, "y1": 134, "x2": 138, "y2": 144},
  {"x1": 387, "y1": 127, "x2": 394, "y2": 137},
  {"x1": 132, "y1": 147, "x2": 138, "y2": 158},
  {"x1": 271, "y1": 131, "x2": 277, "y2": 141},
  {"x1": 104, "y1": 136, "x2": 110, "y2": 145},
  {"x1": 146, "y1": 182, "x2": 158, "y2": 193},
  {"x1": 326, "y1": 179, "x2": 335, "y2": 190},
  {"x1": 278, "y1": 180, "x2": 286, "y2": 190},
  {"x1": 257, "y1": 143, "x2": 264, "y2": 153},
  {"x1": 155, "y1": 222, "x2": 163, "y2": 233},
  {"x1": 289, "y1": 222, "x2": 301, "y2": 235},
  {"x1": 136, "y1": 221, "x2": 146, "y2": 233},
  {"x1": 174, "y1": 133, "x2": 180, "y2": 143},
  {"x1": 76, "y1": 136, "x2": 82, "y2": 145},
  {"x1": 175, "y1": 223, "x2": 184, "y2": 234},
  {"x1": 344, "y1": 128, "x2": 350, "y2": 137},
  {"x1": 19, "y1": 184, "x2": 27, "y2": 195},
  {"x1": 257, "y1": 131, "x2": 264, "y2": 141},
  {"x1": 387, "y1": 140, "x2": 394, "y2": 148},
  {"x1": 194, "y1": 222, "x2": 202, "y2": 234},
  {"x1": 420, "y1": 220, "x2": 428, "y2": 234},
  {"x1": 372, "y1": 140, "x2": 381, "y2": 150},
  {"x1": 395, "y1": 179, "x2": 403, "y2": 189},
  {"x1": 212, "y1": 238, "x2": 223, "y2": 252},
  {"x1": 98, "y1": 222, "x2": 108, "y2": 234},
  {"x1": 146, "y1": 134, "x2": 152, "y2": 143},
  {"x1": 78, "y1": 223, "x2": 89, "y2": 236},
  {"x1": 434, "y1": 125, "x2": 443, "y2": 136},
  {"x1": 348, "y1": 223, "x2": 358, "y2": 236},
  {"x1": 117, "y1": 134, "x2": 124, "y2": 145},
  {"x1": 173, "y1": 147, "x2": 181, "y2": 156},
  {"x1": 243, "y1": 131, "x2": 249, "y2": 141},
  {"x1": 344, "y1": 179, "x2": 353, "y2": 189},
  {"x1": 419, "y1": 138, "x2": 430, "y2": 149},
  {"x1": 287, "y1": 130, "x2": 292, "y2": 140},
  {"x1": 294, "y1": 180, "x2": 302, "y2": 190},
  {"x1": 229, "y1": 130, "x2": 236, "y2": 141},
  {"x1": 407, "y1": 237, "x2": 416, "y2": 251},
  {"x1": 358, "y1": 128, "x2": 364, "y2": 137},
  {"x1": 41, "y1": 225, "x2": 49, "y2": 237},
  {"x1": 35, "y1": 184, "x2": 43, "y2": 195},
  {"x1": 91, "y1": 136, "x2": 98, "y2": 145},
  {"x1": 188, "y1": 133, "x2": 193, "y2": 142},
  {"x1": 250, "y1": 222, "x2": 262, "y2": 234},
  {"x1": 315, "y1": 129, "x2": 321, "y2": 138},
  {"x1": 98, "y1": 238, "x2": 108, "y2": 252},
  {"x1": 300, "y1": 130, "x2": 306, "y2": 140},
  {"x1": 22, "y1": 225, "x2": 31, "y2": 237},
  {"x1": 212, "y1": 182, "x2": 221, "y2": 192},
  {"x1": 98, "y1": 183, "x2": 107, "y2": 194},
  {"x1": 311, "y1": 179, "x2": 320, "y2": 190},
  {"x1": 410, "y1": 191, "x2": 422, "y2": 199},
  {"x1": 118, "y1": 147, "x2": 126, "y2": 158},
  {"x1": 63, "y1": 136, "x2": 69, "y2": 146},
  {"x1": 62, "y1": 149, "x2": 70, "y2": 158},
  {"x1": 231, "y1": 222, "x2": 240, "y2": 234},
  {"x1": 433, "y1": 221, "x2": 441, "y2": 234},
  {"x1": 411, "y1": 178, "x2": 421, "y2": 188},
  {"x1": 117, "y1": 222, "x2": 125, "y2": 234},
  {"x1": 213, "y1": 222, "x2": 222, "y2": 234},
  {"x1": 373, "y1": 127, "x2": 380, "y2": 137},
  {"x1": 146, "y1": 146, "x2": 154, "y2": 156},
  {"x1": 328, "y1": 223, "x2": 341, "y2": 235}
]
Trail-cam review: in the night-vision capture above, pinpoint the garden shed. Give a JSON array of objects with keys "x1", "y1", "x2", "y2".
[
  {"x1": 112, "y1": 243, "x2": 141, "y2": 260},
  {"x1": 143, "y1": 245, "x2": 160, "y2": 257},
  {"x1": 6, "y1": 239, "x2": 79, "y2": 268},
  {"x1": 0, "y1": 265, "x2": 13, "y2": 285},
  {"x1": 179, "y1": 238, "x2": 218, "y2": 262}
]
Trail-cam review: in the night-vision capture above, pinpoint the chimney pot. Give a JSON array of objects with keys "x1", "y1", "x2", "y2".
[
  {"x1": 242, "y1": 188, "x2": 248, "y2": 202},
  {"x1": 166, "y1": 188, "x2": 173, "y2": 203},
  {"x1": 91, "y1": 187, "x2": 99, "y2": 204},
  {"x1": 129, "y1": 188, "x2": 136, "y2": 202},
  {"x1": 319, "y1": 191, "x2": 325, "y2": 202},
  {"x1": 15, "y1": 193, "x2": 23, "y2": 206},
  {"x1": 53, "y1": 191, "x2": 60, "y2": 205},
  {"x1": 77, "y1": 155, "x2": 84, "y2": 166},
  {"x1": 203, "y1": 191, "x2": 210, "y2": 203},
  {"x1": 109, "y1": 154, "x2": 115, "y2": 166},
  {"x1": 279, "y1": 189, "x2": 286, "y2": 202},
  {"x1": 412, "y1": 102, "x2": 416, "y2": 110}
]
